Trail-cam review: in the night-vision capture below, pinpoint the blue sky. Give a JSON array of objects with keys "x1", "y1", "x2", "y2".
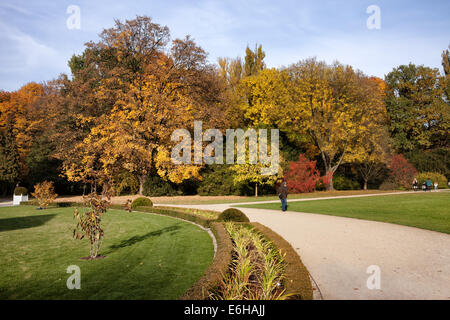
[{"x1": 0, "y1": 0, "x2": 449, "y2": 91}]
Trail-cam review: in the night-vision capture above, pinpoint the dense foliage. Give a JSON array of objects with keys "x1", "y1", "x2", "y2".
[
  {"x1": 415, "y1": 172, "x2": 448, "y2": 189},
  {"x1": 0, "y1": 17, "x2": 448, "y2": 196}
]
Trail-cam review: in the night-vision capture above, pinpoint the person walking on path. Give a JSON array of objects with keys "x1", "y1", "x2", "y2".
[{"x1": 276, "y1": 179, "x2": 289, "y2": 212}]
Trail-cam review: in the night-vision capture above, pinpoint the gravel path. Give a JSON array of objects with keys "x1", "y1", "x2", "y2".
[{"x1": 160, "y1": 191, "x2": 450, "y2": 300}]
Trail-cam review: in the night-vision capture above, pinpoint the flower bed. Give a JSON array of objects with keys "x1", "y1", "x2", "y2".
[{"x1": 209, "y1": 223, "x2": 294, "y2": 300}]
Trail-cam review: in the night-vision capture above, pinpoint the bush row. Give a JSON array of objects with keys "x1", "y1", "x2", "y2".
[
  {"x1": 133, "y1": 206, "x2": 216, "y2": 228},
  {"x1": 180, "y1": 222, "x2": 234, "y2": 300},
  {"x1": 251, "y1": 222, "x2": 313, "y2": 300},
  {"x1": 20, "y1": 200, "x2": 81, "y2": 208}
]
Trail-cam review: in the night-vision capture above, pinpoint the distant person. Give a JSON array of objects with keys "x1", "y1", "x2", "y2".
[
  {"x1": 277, "y1": 179, "x2": 289, "y2": 212},
  {"x1": 422, "y1": 182, "x2": 427, "y2": 191},
  {"x1": 412, "y1": 178, "x2": 418, "y2": 191},
  {"x1": 426, "y1": 178, "x2": 432, "y2": 191},
  {"x1": 434, "y1": 182, "x2": 438, "y2": 191}
]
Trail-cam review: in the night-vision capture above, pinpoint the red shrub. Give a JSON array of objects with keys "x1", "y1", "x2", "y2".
[
  {"x1": 389, "y1": 154, "x2": 418, "y2": 189},
  {"x1": 285, "y1": 154, "x2": 320, "y2": 193},
  {"x1": 316, "y1": 172, "x2": 333, "y2": 191}
]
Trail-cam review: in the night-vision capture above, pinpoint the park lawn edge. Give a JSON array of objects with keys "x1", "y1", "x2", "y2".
[{"x1": 18, "y1": 200, "x2": 314, "y2": 300}]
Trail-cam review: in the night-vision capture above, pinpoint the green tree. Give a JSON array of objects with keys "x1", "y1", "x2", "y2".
[{"x1": 385, "y1": 63, "x2": 449, "y2": 152}]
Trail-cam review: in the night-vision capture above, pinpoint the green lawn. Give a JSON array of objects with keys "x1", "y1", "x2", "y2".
[
  {"x1": 0, "y1": 206, "x2": 214, "y2": 299},
  {"x1": 157, "y1": 189, "x2": 404, "y2": 205},
  {"x1": 238, "y1": 192, "x2": 450, "y2": 234}
]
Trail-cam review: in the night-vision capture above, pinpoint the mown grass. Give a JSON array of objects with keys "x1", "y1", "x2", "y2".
[
  {"x1": 156, "y1": 189, "x2": 404, "y2": 205},
  {"x1": 238, "y1": 192, "x2": 450, "y2": 234},
  {"x1": 0, "y1": 206, "x2": 214, "y2": 299}
]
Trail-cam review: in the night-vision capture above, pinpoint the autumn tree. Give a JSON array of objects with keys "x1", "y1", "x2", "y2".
[
  {"x1": 0, "y1": 126, "x2": 20, "y2": 190},
  {"x1": 278, "y1": 59, "x2": 385, "y2": 190},
  {"x1": 244, "y1": 44, "x2": 266, "y2": 77},
  {"x1": 353, "y1": 77, "x2": 390, "y2": 190},
  {"x1": 237, "y1": 68, "x2": 291, "y2": 127},
  {"x1": 59, "y1": 17, "x2": 227, "y2": 194},
  {"x1": 0, "y1": 83, "x2": 46, "y2": 181}
]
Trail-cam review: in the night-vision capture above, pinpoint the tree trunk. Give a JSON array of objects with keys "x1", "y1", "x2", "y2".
[
  {"x1": 138, "y1": 175, "x2": 147, "y2": 195},
  {"x1": 363, "y1": 179, "x2": 368, "y2": 190},
  {"x1": 326, "y1": 169, "x2": 334, "y2": 191},
  {"x1": 255, "y1": 183, "x2": 258, "y2": 197}
]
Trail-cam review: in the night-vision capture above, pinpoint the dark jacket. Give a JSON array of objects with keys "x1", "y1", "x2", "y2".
[{"x1": 277, "y1": 183, "x2": 288, "y2": 199}]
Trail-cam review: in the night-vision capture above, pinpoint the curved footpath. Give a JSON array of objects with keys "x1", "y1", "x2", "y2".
[{"x1": 161, "y1": 191, "x2": 450, "y2": 300}]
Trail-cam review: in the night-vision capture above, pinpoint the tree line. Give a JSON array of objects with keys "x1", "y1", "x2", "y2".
[{"x1": 0, "y1": 16, "x2": 448, "y2": 196}]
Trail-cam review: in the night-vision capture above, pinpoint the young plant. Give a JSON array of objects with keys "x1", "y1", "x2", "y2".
[
  {"x1": 31, "y1": 181, "x2": 58, "y2": 209},
  {"x1": 73, "y1": 193, "x2": 110, "y2": 259}
]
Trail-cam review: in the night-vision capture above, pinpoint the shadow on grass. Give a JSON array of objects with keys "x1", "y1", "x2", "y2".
[
  {"x1": 0, "y1": 214, "x2": 57, "y2": 232},
  {"x1": 106, "y1": 225, "x2": 181, "y2": 253}
]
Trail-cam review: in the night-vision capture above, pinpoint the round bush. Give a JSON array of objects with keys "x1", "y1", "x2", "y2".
[
  {"x1": 14, "y1": 186, "x2": 28, "y2": 196},
  {"x1": 218, "y1": 208, "x2": 250, "y2": 223},
  {"x1": 415, "y1": 172, "x2": 448, "y2": 189},
  {"x1": 131, "y1": 197, "x2": 153, "y2": 209}
]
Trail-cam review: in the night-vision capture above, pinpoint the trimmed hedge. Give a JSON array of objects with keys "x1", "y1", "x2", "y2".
[
  {"x1": 154, "y1": 206, "x2": 219, "y2": 219},
  {"x1": 131, "y1": 197, "x2": 153, "y2": 209},
  {"x1": 134, "y1": 206, "x2": 215, "y2": 228},
  {"x1": 217, "y1": 208, "x2": 250, "y2": 223},
  {"x1": 180, "y1": 222, "x2": 233, "y2": 300},
  {"x1": 14, "y1": 187, "x2": 28, "y2": 196},
  {"x1": 251, "y1": 222, "x2": 313, "y2": 300},
  {"x1": 20, "y1": 200, "x2": 81, "y2": 208}
]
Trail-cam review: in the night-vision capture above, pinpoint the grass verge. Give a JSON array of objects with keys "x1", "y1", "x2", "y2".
[
  {"x1": 0, "y1": 206, "x2": 214, "y2": 299},
  {"x1": 238, "y1": 192, "x2": 450, "y2": 234}
]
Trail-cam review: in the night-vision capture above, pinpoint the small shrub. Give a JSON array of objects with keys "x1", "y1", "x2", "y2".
[
  {"x1": 131, "y1": 197, "x2": 153, "y2": 209},
  {"x1": 416, "y1": 172, "x2": 448, "y2": 189},
  {"x1": 73, "y1": 193, "x2": 110, "y2": 259},
  {"x1": 333, "y1": 176, "x2": 360, "y2": 190},
  {"x1": 13, "y1": 186, "x2": 28, "y2": 196},
  {"x1": 218, "y1": 208, "x2": 250, "y2": 223},
  {"x1": 389, "y1": 154, "x2": 418, "y2": 189},
  {"x1": 316, "y1": 173, "x2": 333, "y2": 191},
  {"x1": 31, "y1": 181, "x2": 58, "y2": 209}
]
